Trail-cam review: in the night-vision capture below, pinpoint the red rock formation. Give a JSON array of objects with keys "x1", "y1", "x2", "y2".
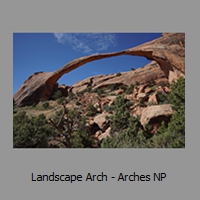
[{"x1": 14, "y1": 33, "x2": 185, "y2": 107}]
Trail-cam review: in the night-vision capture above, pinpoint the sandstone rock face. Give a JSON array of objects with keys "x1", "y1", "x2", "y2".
[
  {"x1": 140, "y1": 104, "x2": 174, "y2": 132},
  {"x1": 73, "y1": 61, "x2": 168, "y2": 93},
  {"x1": 14, "y1": 33, "x2": 185, "y2": 107}
]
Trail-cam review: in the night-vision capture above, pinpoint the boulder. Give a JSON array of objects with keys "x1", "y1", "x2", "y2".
[
  {"x1": 137, "y1": 93, "x2": 147, "y2": 100},
  {"x1": 93, "y1": 112, "x2": 111, "y2": 132},
  {"x1": 140, "y1": 104, "x2": 174, "y2": 132}
]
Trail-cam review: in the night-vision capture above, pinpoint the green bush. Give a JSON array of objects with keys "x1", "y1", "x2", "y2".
[
  {"x1": 42, "y1": 101, "x2": 49, "y2": 109},
  {"x1": 52, "y1": 108, "x2": 94, "y2": 148},
  {"x1": 69, "y1": 116, "x2": 94, "y2": 148},
  {"x1": 86, "y1": 103, "x2": 98, "y2": 116},
  {"x1": 103, "y1": 104, "x2": 115, "y2": 113},
  {"x1": 108, "y1": 84, "x2": 120, "y2": 91},
  {"x1": 57, "y1": 97, "x2": 66, "y2": 105},
  {"x1": 52, "y1": 90, "x2": 63, "y2": 100},
  {"x1": 96, "y1": 88, "x2": 104, "y2": 96},
  {"x1": 76, "y1": 101, "x2": 82, "y2": 106},
  {"x1": 77, "y1": 86, "x2": 92, "y2": 96},
  {"x1": 116, "y1": 72, "x2": 121, "y2": 76},
  {"x1": 135, "y1": 81, "x2": 139, "y2": 86},
  {"x1": 13, "y1": 112, "x2": 54, "y2": 148},
  {"x1": 157, "y1": 91, "x2": 169, "y2": 104},
  {"x1": 68, "y1": 91, "x2": 75, "y2": 100},
  {"x1": 125, "y1": 84, "x2": 134, "y2": 94},
  {"x1": 109, "y1": 95, "x2": 130, "y2": 133},
  {"x1": 101, "y1": 116, "x2": 147, "y2": 148},
  {"x1": 139, "y1": 99, "x2": 145, "y2": 107},
  {"x1": 168, "y1": 76, "x2": 185, "y2": 111},
  {"x1": 148, "y1": 77, "x2": 185, "y2": 148}
]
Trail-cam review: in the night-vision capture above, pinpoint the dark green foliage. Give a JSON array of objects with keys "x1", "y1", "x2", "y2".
[
  {"x1": 96, "y1": 88, "x2": 104, "y2": 96},
  {"x1": 57, "y1": 96, "x2": 66, "y2": 105},
  {"x1": 135, "y1": 81, "x2": 139, "y2": 86},
  {"x1": 68, "y1": 91, "x2": 75, "y2": 100},
  {"x1": 86, "y1": 103, "x2": 98, "y2": 116},
  {"x1": 52, "y1": 108, "x2": 94, "y2": 148},
  {"x1": 42, "y1": 101, "x2": 49, "y2": 109},
  {"x1": 120, "y1": 84, "x2": 127, "y2": 90},
  {"x1": 101, "y1": 116, "x2": 147, "y2": 148},
  {"x1": 125, "y1": 100, "x2": 133, "y2": 108},
  {"x1": 148, "y1": 77, "x2": 185, "y2": 148},
  {"x1": 139, "y1": 99, "x2": 145, "y2": 107},
  {"x1": 39, "y1": 97, "x2": 46, "y2": 102},
  {"x1": 109, "y1": 95, "x2": 131, "y2": 133},
  {"x1": 69, "y1": 116, "x2": 94, "y2": 148},
  {"x1": 168, "y1": 76, "x2": 185, "y2": 111},
  {"x1": 103, "y1": 104, "x2": 115, "y2": 113},
  {"x1": 108, "y1": 83, "x2": 120, "y2": 91},
  {"x1": 125, "y1": 84, "x2": 134, "y2": 94},
  {"x1": 31, "y1": 103, "x2": 37, "y2": 108},
  {"x1": 76, "y1": 101, "x2": 82, "y2": 106},
  {"x1": 13, "y1": 112, "x2": 54, "y2": 148},
  {"x1": 52, "y1": 90, "x2": 63, "y2": 100},
  {"x1": 77, "y1": 87, "x2": 92, "y2": 96},
  {"x1": 157, "y1": 91, "x2": 169, "y2": 104},
  {"x1": 116, "y1": 72, "x2": 121, "y2": 76}
]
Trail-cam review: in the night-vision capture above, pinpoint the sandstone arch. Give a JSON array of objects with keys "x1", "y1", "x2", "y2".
[{"x1": 13, "y1": 33, "x2": 185, "y2": 107}]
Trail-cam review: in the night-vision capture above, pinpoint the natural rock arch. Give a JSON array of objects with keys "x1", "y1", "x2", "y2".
[{"x1": 13, "y1": 33, "x2": 185, "y2": 107}]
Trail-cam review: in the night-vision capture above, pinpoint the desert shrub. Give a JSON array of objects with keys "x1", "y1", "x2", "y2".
[
  {"x1": 157, "y1": 91, "x2": 169, "y2": 104},
  {"x1": 101, "y1": 116, "x2": 147, "y2": 148},
  {"x1": 109, "y1": 95, "x2": 130, "y2": 133},
  {"x1": 31, "y1": 103, "x2": 37, "y2": 108},
  {"x1": 52, "y1": 90, "x2": 63, "y2": 100},
  {"x1": 42, "y1": 101, "x2": 49, "y2": 109},
  {"x1": 135, "y1": 81, "x2": 139, "y2": 86},
  {"x1": 168, "y1": 76, "x2": 185, "y2": 111},
  {"x1": 148, "y1": 77, "x2": 185, "y2": 148},
  {"x1": 56, "y1": 96, "x2": 65, "y2": 105},
  {"x1": 77, "y1": 86, "x2": 92, "y2": 96},
  {"x1": 125, "y1": 84, "x2": 134, "y2": 94},
  {"x1": 68, "y1": 91, "x2": 75, "y2": 100},
  {"x1": 96, "y1": 88, "x2": 104, "y2": 96},
  {"x1": 120, "y1": 84, "x2": 127, "y2": 90},
  {"x1": 125, "y1": 100, "x2": 133, "y2": 108},
  {"x1": 76, "y1": 101, "x2": 82, "y2": 106},
  {"x1": 116, "y1": 72, "x2": 121, "y2": 76},
  {"x1": 139, "y1": 99, "x2": 145, "y2": 107},
  {"x1": 13, "y1": 111, "x2": 54, "y2": 148},
  {"x1": 86, "y1": 103, "x2": 98, "y2": 116},
  {"x1": 69, "y1": 116, "x2": 94, "y2": 148},
  {"x1": 108, "y1": 84, "x2": 120, "y2": 91},
  {"x1": 103, "y1": 104, "x2": 115, "y2": 113},
  {"x1": 51, "y1": 108, "x2": 94, "y2": 148}
]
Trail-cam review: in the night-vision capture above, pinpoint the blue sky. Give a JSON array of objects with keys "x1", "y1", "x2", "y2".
[{"x1": 13, "y1": 33, "x2": 162, "y2": 94}]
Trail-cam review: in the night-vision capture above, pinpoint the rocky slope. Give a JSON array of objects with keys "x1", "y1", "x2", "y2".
[{"x1": 13, "y1": 33, "x2": 185, "y2": 107}]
